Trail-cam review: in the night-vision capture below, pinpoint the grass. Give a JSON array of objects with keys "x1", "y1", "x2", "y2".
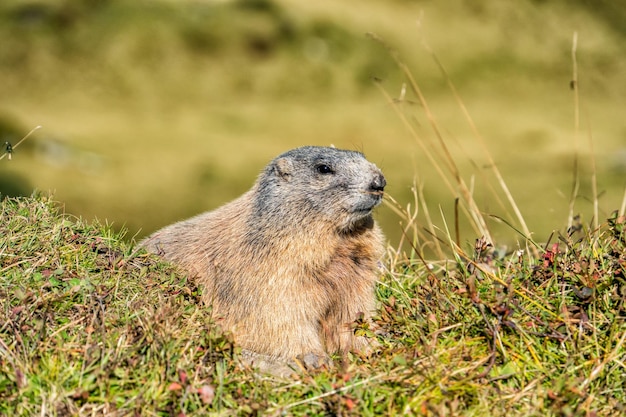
[
  {"x1": 2, "y1": 189, "x2": 625, "y2": 415},
  {"x1": 0, "y1": 195, "x2": 239, "y2": 415}
]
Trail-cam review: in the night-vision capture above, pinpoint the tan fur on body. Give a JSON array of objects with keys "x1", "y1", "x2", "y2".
[{"x1": 141, "y1": 146, "x2": 385, "y2": 371}]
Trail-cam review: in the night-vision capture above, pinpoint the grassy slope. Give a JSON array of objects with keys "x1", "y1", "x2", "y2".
[
  {"x1": 1, "y1": 194, "x2": 625, "y2": 416},
  {"x1": 0, "y1": 0, "x2": 624, "y2": 247}
]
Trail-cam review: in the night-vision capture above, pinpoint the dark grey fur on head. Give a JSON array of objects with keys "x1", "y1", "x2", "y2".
[{"x1": 254, "y1": 146, "x2": 385, "y2": 232}]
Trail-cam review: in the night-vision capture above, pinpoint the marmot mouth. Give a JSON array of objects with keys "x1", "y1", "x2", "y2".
[
  {"x1": 352, "y1": 201, "x2": 380, "y2": 216},
  {"x1": 350, "y1": 190, "x2": 383, "y2": 216}
]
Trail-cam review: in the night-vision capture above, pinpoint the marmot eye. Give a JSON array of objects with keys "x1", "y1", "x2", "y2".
[{"x1": 316, "y1": 164, "x2": 334, "y2": 174}]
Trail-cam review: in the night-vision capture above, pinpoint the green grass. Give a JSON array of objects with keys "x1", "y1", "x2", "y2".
[
  {"x1": 1, "y1": 192, "x2": 625, "y2": 415},
  {"x1": 0, "y1": 195, "x2": 240, "y2": 415}
]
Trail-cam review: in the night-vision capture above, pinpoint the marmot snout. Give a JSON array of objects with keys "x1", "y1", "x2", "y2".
[{"x1": 141, "y1": 146, "x2": 386, "y2": 374}]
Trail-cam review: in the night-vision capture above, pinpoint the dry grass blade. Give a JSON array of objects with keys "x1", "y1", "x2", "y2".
[
  {"x1": 579, "y1": 330, "x2": 626, "y2": 391},
  {"x1": 568, "y1": 32, "x2": 581, "y2": 231},
  {"x1": 423, "y1": 44, "x2": 536, "y2": 254},
  {"x1": 397, "y1": 60, "x2": 493, "y2": 243},
  {"x1": 371, "y1": 57, "x2": 490, "y2": 245},
  {"x1": 0, "y1": 126, "x2": 41, "y2": 161},
  {"x1": 370, "y1": 31, "x2": 546, "y2": 254}
]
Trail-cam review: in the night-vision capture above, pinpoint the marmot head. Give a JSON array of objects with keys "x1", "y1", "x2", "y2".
[{"x1": 256, "y1": 146, "x2": 386, "y2": 232}]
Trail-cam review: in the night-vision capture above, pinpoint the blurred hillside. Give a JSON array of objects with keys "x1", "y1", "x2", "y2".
[{"x1": 0, "y1": 0, "x2": 624, "y2": 248}]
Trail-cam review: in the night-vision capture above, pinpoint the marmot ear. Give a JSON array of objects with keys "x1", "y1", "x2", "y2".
[{"x1": 274, "y1": 157, "x2": 293, "y2": 181}]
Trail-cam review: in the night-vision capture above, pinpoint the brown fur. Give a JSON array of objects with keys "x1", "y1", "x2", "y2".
[{"x1": 140, "y1": 146, "x2": 385, "y2": 373}]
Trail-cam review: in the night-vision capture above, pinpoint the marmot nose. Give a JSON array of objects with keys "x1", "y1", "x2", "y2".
[{"x1": 369, "y1": 172, "x2": 386, "y2": 192}]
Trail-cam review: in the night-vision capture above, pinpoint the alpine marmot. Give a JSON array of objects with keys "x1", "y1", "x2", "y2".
[{"x1": 140, "y1": 146, "x2": 386, "y2": 374}]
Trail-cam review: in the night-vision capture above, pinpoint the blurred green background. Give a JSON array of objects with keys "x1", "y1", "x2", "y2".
[{"x1": 1, "y1": 0, "x2": 624, "y2": 248}]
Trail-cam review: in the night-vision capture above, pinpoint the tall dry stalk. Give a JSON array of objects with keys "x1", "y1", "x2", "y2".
[
  {"x1": 0, "y1": 126, "x2": 41, "y2": 161},
  {"x1": 568, "y1": 32, "x2": 581, "y2": 231},
  {"x1": 370, "y1": 32, "x2": 543, "y2": 257}
]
